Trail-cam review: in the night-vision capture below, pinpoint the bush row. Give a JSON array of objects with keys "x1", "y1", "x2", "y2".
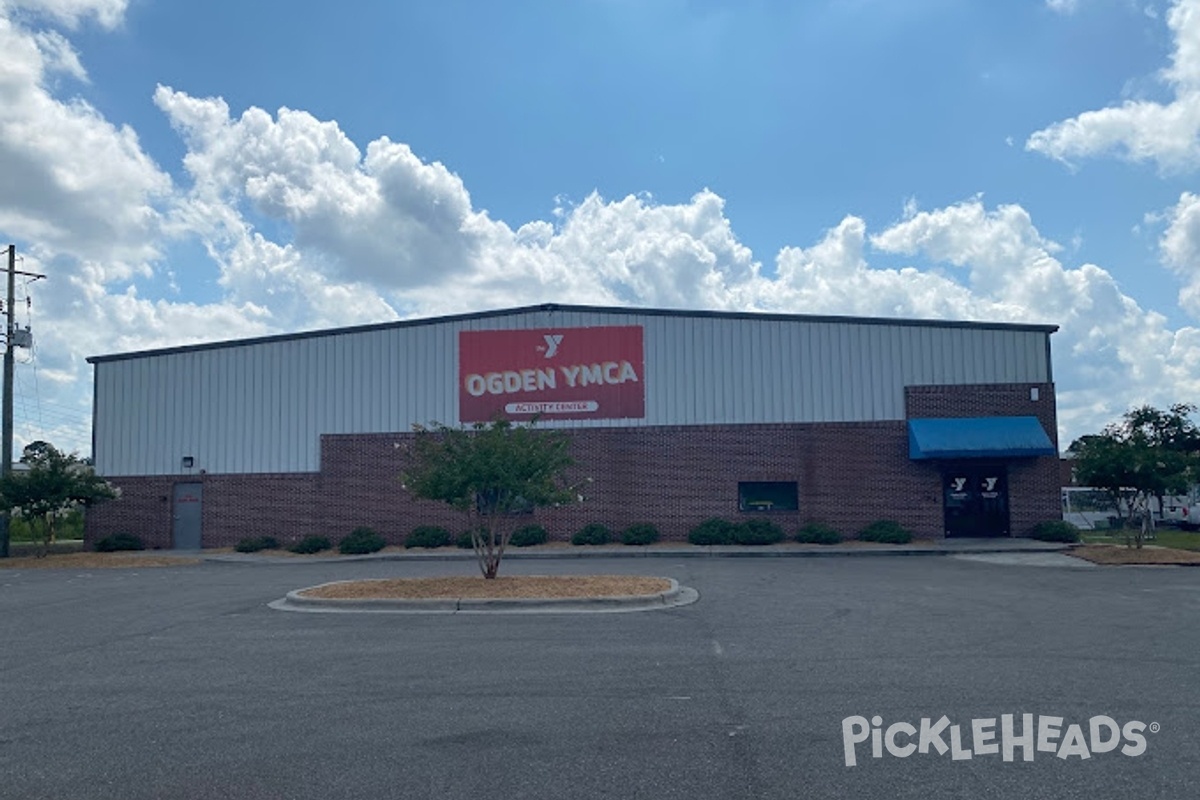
[
  {"x1": 233, "y1": 529, "x2": 384, "y2": 555},
  {"x1": 104, "y1": 520, "x2": 882, "y2": 555},
  {"x1": 97, "y1": 518, "x2": 1079, "y2": 555},
  {"x1": 419, "y1": 520, "x2": 910, "y2": 548},
  {"x1": 686, "y1": 519, "x2": 915, "y2": 545},
  {"x1": 451, "y1": 523, "x2": 662, "y2": 549}
]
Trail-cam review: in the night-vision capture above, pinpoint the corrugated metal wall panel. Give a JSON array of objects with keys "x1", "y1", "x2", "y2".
[{"x1": 93, "y1": 309, "x2": 1054, "y2": 475}]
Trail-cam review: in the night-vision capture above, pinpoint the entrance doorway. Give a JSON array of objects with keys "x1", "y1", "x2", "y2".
[
  {"x1": 172, "y1": 483, "x2": 203, "y2": 549},
  {"x1": 942, "y1": 466, "x2": 1009, "y2": 537}
]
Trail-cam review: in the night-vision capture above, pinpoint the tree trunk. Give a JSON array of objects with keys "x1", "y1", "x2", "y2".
[{"x1": 35, "y1": 517, "x2": 50, "y2": 558}]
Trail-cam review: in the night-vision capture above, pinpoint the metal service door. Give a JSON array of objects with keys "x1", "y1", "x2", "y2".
[
  {"x1": 172, "y1": 483, "x2": 203, "y2": 550},
  {"x1": 943, "y1": 467, "x2": 1009, "y2": 538}
]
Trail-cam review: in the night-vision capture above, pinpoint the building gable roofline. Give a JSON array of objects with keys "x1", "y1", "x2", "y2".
[{"x1": 86, "y1": 302, "x2": 1059, "y2": 364}]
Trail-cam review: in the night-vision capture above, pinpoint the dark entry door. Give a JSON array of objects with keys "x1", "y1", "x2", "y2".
[
  {"x1": 943, "y1": 467, "x2": 1009, "y2": 537},
  {"x1": 172, "y1": 483, "x2": 203, "y2": 549}
]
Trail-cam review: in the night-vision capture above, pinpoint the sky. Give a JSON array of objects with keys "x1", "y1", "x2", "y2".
[{"x1": 2, "y1": 0, "x2": 1200, "y2": 457}]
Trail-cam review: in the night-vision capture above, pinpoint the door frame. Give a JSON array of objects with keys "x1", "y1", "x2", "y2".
[
  {"x1": 171, "y1": 482, "x2": 204, "y2": 550},
  {"x1": 941, "y1": 463, "x2": 1010, "y2": 538}
]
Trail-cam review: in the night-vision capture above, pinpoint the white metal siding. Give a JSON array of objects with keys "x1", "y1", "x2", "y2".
[{"x1": 92, "y1": 310, "x2": 1052, "y2": 475}]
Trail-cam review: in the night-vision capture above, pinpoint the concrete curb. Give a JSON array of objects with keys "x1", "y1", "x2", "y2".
[
  {"x1": 269, "y1": 578, "x2": 699, "y2": 614},
  {"x1": 213, "y1": 540, "x2": 1073, "y2": 566}
]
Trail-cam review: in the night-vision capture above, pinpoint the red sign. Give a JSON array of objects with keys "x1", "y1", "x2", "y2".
[{"x1": 459, "y1": 326, "x2": 645, "y2": 422}]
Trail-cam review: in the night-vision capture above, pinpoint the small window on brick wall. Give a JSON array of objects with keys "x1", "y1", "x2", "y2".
[{"x1": 738, "y1": 481, "x2": 798, "y2": 512}]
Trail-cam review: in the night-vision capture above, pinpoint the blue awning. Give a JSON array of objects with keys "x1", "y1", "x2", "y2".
[{"x1": 908, "y1": 416, "x2": 1055, "y2": 460}]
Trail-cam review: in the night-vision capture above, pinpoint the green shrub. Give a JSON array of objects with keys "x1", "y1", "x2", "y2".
[
  {"x1": 571, "y1": 523, "x2": 612, "y2": 546},
  {"x1": 457, "y1": 529, "x2": 477, "y2": 549},
  {"x1": 405, "y1": 525, "x2": 452, "y2": 549},
  {"x1": 94, "y1": 532, "x2": 144, "y2": 552},
  {"x1": 289, "y1": 535, "x2": 331, "y2": 554},
  {"x1": 733, "y1": 518, "x2": 785, "y2": 545},
  {"x1": 688, "y1": 518, "x2": 737, "y2": 546},
  {"x1": 339, "y1": 527, "x2": 386, "y2": 555},
  {"x1": 795, "y1": 523, "x2": 842, "y2": 545},
  {"x1": 1030, "y1": 520, "x2": 1080, "y2": 543},
  {"x1": 621, "y1": 523, "x2": 660, "y2": 546},
  {"x1": 509, "y1": 524, "x2": 549, "y2": 547},
  {"x1": 235, "y1": 536, "x2": 279, "y2": 553},
  {"x1": 858, "y1": 520, "x2": 913, "y2": 544}
]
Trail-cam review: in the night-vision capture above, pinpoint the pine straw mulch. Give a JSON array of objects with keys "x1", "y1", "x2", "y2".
[
  {"x1": 1069, "y1": 544, "x2": 1200, "y2": 566},
  {"x1": 0, "y1": 552, "x2": 201, "y2": 569},
  {"x1": 299, "y1": 575, "x2": 672, "y2": 600}
]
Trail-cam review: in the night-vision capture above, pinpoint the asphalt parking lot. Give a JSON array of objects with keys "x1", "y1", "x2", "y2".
[{"x1": 1, "y1": 555, "x2": 1197, "y2": 800}]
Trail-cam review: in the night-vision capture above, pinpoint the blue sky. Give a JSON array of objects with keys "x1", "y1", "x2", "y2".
[{"x1": 2, "y1": 0, "x2": 1199, "y2": 454}]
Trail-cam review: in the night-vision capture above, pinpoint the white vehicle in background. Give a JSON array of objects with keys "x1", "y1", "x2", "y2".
[
  {"x1": 1161, "y1": 490, "x2": 1200, "y2": 530},
  {"x1": 1063, "y1": 487, "x2": 1200, "y2": 531}
]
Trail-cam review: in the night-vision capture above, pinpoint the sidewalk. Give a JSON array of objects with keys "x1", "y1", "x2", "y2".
[{"x1": 205, "y1": 537, "x2": 1074, "y2": 565}]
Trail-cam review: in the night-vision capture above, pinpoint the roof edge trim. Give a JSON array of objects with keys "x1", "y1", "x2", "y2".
[{"x1": 87, "y1": 302, "x2": 1060, "y2": 364}]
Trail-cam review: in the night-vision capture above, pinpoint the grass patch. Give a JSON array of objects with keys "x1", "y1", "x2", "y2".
[
  {"x1": 9, "y1": 540, "x2": 84, "y2": 557},
  {"x1": 1081, "y1": 529, "x2": 1200, "y2": 552}
]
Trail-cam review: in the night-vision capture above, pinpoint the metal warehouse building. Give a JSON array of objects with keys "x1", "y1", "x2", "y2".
[{"x1": 84, "y1": 303, "x2": 1061, "y2": 549}]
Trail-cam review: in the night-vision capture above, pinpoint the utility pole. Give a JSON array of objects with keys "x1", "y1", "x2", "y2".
[
  {"x1": 0, "y1": 245, "x2": 45, "y2": 559},
  {"x1": 1, "y1": 244, "x2": 11, "y2": 558}
]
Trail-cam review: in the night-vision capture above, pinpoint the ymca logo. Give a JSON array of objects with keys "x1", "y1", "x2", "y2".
[
  {"x1": 541, "y1": 334, "x2": 564, "y2": 358},
  {"x1": 983, "y1": 477, "x2": 998, "y2": 492},
  {"x1": 951, "y1": 477, "x2": 967, "y2": 492}
]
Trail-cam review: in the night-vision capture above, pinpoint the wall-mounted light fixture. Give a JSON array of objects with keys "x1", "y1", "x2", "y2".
[{"x1": 181, "y1": 456, "x2": 195, "y2": 469}]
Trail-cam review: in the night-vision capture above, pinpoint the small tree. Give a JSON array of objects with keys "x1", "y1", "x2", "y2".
[
  {"x1": 0, "y1": 442, "x2": 119, "y2": 557},
  {"x1": 1068, "y1": 404, "x2": 1200, "y2": 549},
  {"x1": 401, "y1": 419, "x2": 581, "y2": 578}
]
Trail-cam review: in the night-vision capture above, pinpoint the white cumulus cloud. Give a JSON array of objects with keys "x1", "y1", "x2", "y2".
[
  {"x1": 114, "y1": 86, "x2": 1200, "y2": 444},
  {"x1": 3, "y1": 5, "x2": 1199, "y2": 456},
  {"x1": 1046, "y1": 0, "x2": 1080, "y2": 14},
  {"x1": 1159, "y1": 191, "x2": 1200, "y2": 314},
  {"x1": 1027, "y1": 0, "x2": 1200, "y2": 171},
  {"x1": 0, "y1": 11, "x2": 170, "y2": 281},
  {"x1": 2, "y1": 0, "x2": 127, "y2": 29}
]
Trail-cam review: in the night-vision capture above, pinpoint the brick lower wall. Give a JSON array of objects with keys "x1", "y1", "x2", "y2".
[
  {"x1": 906, "y1": 382, "x2": 1062, "y2": 535},
  {"x1": 85, "y1": 473, "x2": 319, "y2": 550},
  {"x1": 84, "y1": 475, "x2": 177, "y2": 550},
  {"x1": 317, "y1": 422, "x2": 944, "y2": 543},
  {"x1": 85, "y1": 383, "x2": 1063, "y2": 548}
]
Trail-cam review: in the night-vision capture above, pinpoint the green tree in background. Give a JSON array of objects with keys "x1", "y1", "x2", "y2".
[
  {"x1": 401, "y1": 419, "x2": 582, "y2": 578},
  {"x1": 0, "y1": 442, "x2": 119, "y2": 557},
  {"x1": 1068, "y1": 404, "x2": 1200, "y2": 548}
]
